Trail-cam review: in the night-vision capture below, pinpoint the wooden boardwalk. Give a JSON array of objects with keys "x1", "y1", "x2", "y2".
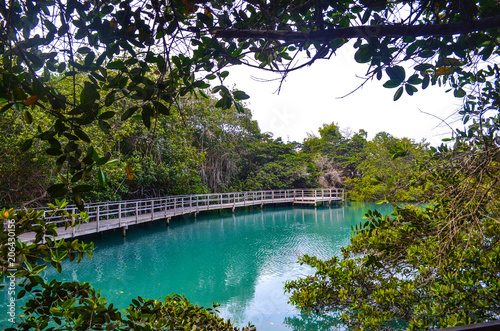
[{"x1": 17, "y1": 189, "x2": 343, "y2": 243}]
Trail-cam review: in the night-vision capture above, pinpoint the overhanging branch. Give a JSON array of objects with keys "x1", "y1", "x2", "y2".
[{"x1": 213, "y1": 15, "x2": 500, "y2": 42}]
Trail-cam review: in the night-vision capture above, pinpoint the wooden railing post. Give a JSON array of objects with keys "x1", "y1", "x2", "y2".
[
  {"x1": 72, "y1": 208, "x2": 76, "y2": 237},
  {"x1": 135, "y1": 201, "x2": 139, "y2": 224},
  {"x1": 151, "y1": 200, "x2": 154, "y2": 220},
  {"x1": 118, "y1": 203, "x2": 122, "y2": 227},
  {"x1": 96, "y1": 205, "x2": 100, "y2": 231}
]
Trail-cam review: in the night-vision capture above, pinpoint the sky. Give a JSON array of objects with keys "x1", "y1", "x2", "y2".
[{"x1": 225, "y1": 46, "x2": 464, "y2": 146}]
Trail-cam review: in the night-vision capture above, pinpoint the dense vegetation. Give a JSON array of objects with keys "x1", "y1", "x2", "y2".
[
  {"x1": 1, "y1": 0, "x2": 499, "y2": 330},
  {"x1": 1, "y1": 87, "x2": 427, "y2": 207}
]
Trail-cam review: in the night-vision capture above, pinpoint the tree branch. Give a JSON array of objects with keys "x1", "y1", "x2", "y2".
[{"x1": 213, "y1": 15, "x2": 500, "y2": 41}]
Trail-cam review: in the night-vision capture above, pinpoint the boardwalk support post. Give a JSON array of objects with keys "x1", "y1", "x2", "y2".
[
  {"x1": 166, "y1": 218, "x2": 170, "y2": 226},
  {"x1": 122, "y1": 226, "x2": 127, "y2": 237}
]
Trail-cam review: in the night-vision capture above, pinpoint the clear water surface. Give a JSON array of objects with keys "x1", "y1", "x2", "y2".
[{"x1": 1, "y1": 203, "x2": 394, "y2": 330}]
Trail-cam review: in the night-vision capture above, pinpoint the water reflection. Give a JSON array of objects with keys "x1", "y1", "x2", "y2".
[{"x1": 1, "y1": 203, "x2": 393, "y2": 330}]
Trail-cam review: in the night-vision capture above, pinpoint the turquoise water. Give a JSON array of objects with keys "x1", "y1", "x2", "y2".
[{"x1": 1, "y1": 203, "x2": 393, "y2": 330}]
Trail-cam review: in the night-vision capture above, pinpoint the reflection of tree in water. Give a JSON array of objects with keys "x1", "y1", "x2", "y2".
[
  {"x1": 283, "y1": 312, "x2": 346, "y2": 331},
  {"x1": 40, "y1": 204, "x2": 391, "y2": 328}
]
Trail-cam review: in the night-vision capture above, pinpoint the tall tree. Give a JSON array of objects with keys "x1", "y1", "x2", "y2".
[
  {"x1": 2, "y1": 0, "x2": 500, "y2": 207},
  {"x1": 346, "y1": 132, "x2": 429, "y2": 201}
]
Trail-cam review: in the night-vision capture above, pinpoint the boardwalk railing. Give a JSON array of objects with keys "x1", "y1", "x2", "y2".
[{"x1": 18, "y1": 189, "x2": 343, "y2": 242}]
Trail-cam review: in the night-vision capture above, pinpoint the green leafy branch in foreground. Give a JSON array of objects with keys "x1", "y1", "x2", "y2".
[
  {"x1": 285, "y1": 204, "x2": 500, "y2": 330},
  {"x1": 0, "y1": 206, "x2": 254, "y2": 330},
  {"x1": 284, "y1": 59, "x2": 500, "y2": 329}
]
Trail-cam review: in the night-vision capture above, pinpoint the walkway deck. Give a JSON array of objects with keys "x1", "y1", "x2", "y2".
[{"x1": 17, "y1": 189, "x2": 343, "y2": 243}]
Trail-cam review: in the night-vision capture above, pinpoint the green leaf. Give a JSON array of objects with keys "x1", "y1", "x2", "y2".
[
  {"x1": 393, "y1": 86, "x2": 404, "y2": 101},
  {"x1": 107, "y1": 60, "x2": 124, "y2": 69},
  {"x1": 98, "y1": 120, "x2": 111, "y2": 134},
  {"x1": 73, "y1": 190, "x2": 83, "y2": 207},
  {"x1": 414, "y1": 63, "x2": 434, "y2": 72},
  {"x1": 165, "y1": 21, "x2": 177, "y2": 35},
  {"x1": 193, "y1": 80, "x2": 210, "y2": 89},
  {"x1": 24, "y1": 52, "x2": 44, "y2": 68},
  {"x1": 74, "y1": 128, "x2": 91, "y2": 143},
  {"x1": 80, "y1": 82, "x2": 100, "y2": 106},
  {"x1": 24, "y1": 111, "x2": 33, "y2": 124},
  {"x1": 154, "y1": 102, "x2": 170, "y2": 115},
  {"x1": 84, "y1": 52, "x2": 95, "y2": 68},
  {"x1": 99, "y1": 111, "x2": 116, "y2": 120},
  {"x1": 105, "y1": 91, "x2": 116, "y2": 107},
  {"x1": 96, "y1": 155, "x2": 110, "y2": 166},
  {"x1": 46, "y1": 148, "x2": 63, "y2": 156},
  {"x1": 47, "y1": 184, "x2": 67, "y2": 197},
  {"x1": 354, "y1": 45, "x2": 372, "y2": 63},
  {"x1": 386, "y1": 66, "x2": 406, "y2": 82},
  {"x1": 407, "y1": 74, "x2": 422, "y2": 85},
  {"x1": 405, "y1": 84, "x2": 418, "y2": 96},
  {"x1": 106, "y1": 159, "x2": 119, "y2": 166},
  {"x1": 383, "y1": 79, "x2": 401, "y2": 88},
  {"x1": 234, "y1": 101, "x2": 244, "y2": 113},
  {"x1": 142, "y1": 104, "x2": 153, "y2": 129},
  {"x1": 77, "y1": 47, "x2": 91, "y2": 54},
  {"x1": 98, "y1": 168, "x2": 106, "y2": 186},
  {"x1": 1, "y1": 102, "x2": 14, "y2": 113},
  {"x1": 361, "y1": 8, "x2": 372, "y2": 24},
  {"x1": 73, "y1": 184, "x2": 93, "y2": 192},
  {"x1": 121, "y1": 106, "x2": 138, "y2": 120},
  {"x1": 233, "y1": 90, "x2": 250, "y2": 100},
  {"x1": 71, "y1": 171, "x2": 83, "y2": 183},
  {"x1": 454, "y1": 88, "x2": 466, "y2": 98},
  {"x1": 422, "y1": 74, "x2": 430, "y2": 89},
  {"x1": 21, "y1": 139, "x2": 33, "y2": 152}
]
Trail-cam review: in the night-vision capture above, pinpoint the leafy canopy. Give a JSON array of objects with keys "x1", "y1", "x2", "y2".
[
  {"x1": 2, "y1": 0, "x2": 500, "y2": 330},
  {"x1": 2, "y1": 0, "x2": 500, "y2": 208}
]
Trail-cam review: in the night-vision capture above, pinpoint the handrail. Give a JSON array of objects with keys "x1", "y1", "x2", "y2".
[{"x1": 41, "y1": 189, "x2": 344, "y2": 224}]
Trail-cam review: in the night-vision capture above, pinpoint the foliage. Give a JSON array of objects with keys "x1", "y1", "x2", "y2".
[
  {"x1": 302, "y1": 124, "x2": 368, "y2": 188},
  {"x1": 233, "y1": 135, "x2": 319, "y2": 191},
  {"x1": 0, "y1": 204, "x2": 255, "y2": 330},
  {"x1": 285, "y1": 203, "x2": 500, "y2": 330},
  {"x1": 346, "y1": 132, "x2": 430, "y2": 202},
  {"x1": 2, "y1": 0, "x2": 500, "y2": 329},
  {"x1": 283, "y1": 3, "x2": 500, "y2": 326},
  {"x1": 2, "y1": 0, "x2": 500, "y2": 208}
]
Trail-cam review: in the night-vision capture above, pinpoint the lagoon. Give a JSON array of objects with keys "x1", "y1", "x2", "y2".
[{"x1": 1, "y1": 203, "x2": 393, "y2": 330}]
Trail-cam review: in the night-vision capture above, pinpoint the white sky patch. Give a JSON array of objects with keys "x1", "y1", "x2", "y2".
[{"x1": 225, "y1": 48, "x2": 463, "y2": 146}]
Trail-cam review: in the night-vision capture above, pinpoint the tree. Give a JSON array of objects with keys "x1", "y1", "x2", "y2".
[
  {"x1": 303, "y1": 123, "x2": 367, "y2": 186},
  {"x1": 346, "y1": 132, "x2": 429, "y2": 201},
  {"x1": 1, "y1": 0, "x2": 499, "y2": 203},
  {"x1": 235, "y1": 135, "x2": 318, "y2": 190}
]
